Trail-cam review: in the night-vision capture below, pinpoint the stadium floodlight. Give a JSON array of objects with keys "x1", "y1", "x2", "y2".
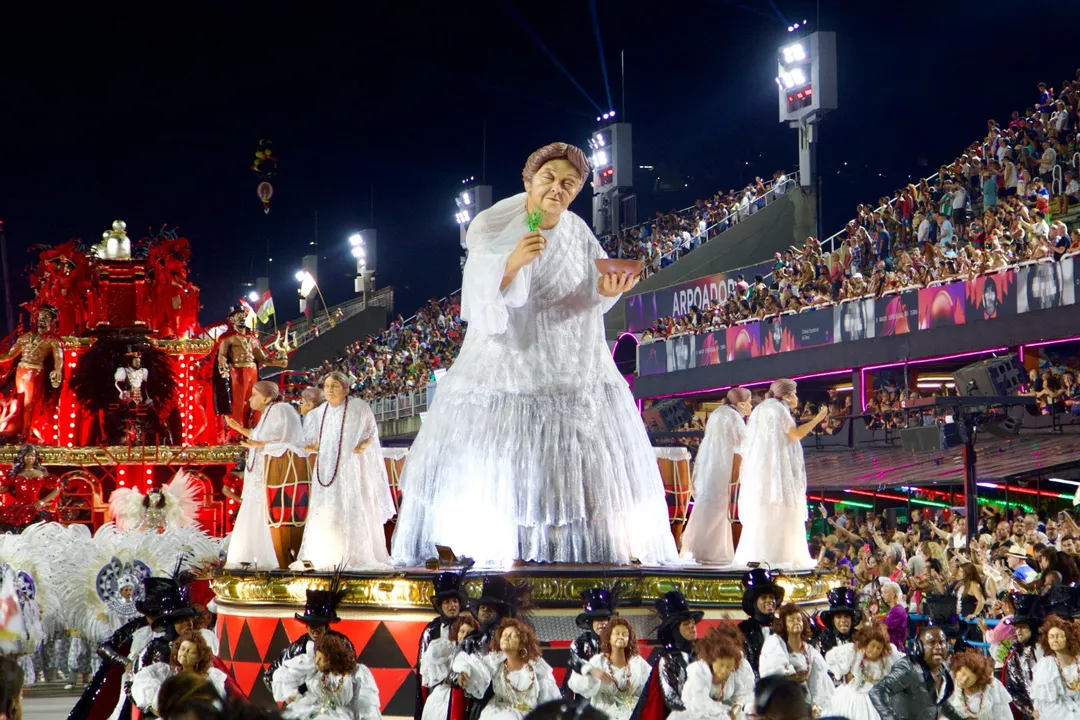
[
  {"x1": 247, "y1": 291, "x2": 259, "y2": 302},
  {"x1": 461, "y1": 191, "x2": 471, "y2": 206},
  {"x1": 351, "y1": 246, "x2": 365, "y2": 259},
  {"x1": 781, "y1": 43, "x2": 806, "y2": 64},
  {"x1": 294, "y1": 270, "x2": 307, "y2": 282},
  {"x1": 455, "y1": 210, "x2": 471, "y2": 225},
  {"x1": 349, "y1": 233, "x2": 364, "y2": 247},
  {"x1": 595, "y1": 150, "x2": 609, "y2": 166}
]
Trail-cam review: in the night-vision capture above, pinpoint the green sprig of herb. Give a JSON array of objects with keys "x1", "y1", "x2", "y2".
[{"x1": 526, "y1": 207, "x2": 545, "y2": 232}]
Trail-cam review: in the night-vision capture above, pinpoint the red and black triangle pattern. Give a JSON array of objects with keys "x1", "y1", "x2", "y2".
[{"x1": 215, "y1": 616, "x2": 731, "y2": 714}]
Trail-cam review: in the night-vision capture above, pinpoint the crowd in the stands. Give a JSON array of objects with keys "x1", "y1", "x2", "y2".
[{"x1": 640, "y1": 78, "x2": 1080, "y2": 344}]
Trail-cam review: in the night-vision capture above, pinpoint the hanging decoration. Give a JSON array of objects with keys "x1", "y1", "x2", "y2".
[{"x1": 251, "y1": 139, "x2": 278, "y2": 214}]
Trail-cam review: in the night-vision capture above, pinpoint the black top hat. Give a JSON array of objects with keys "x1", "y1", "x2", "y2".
[
  {"x1": 36, "y1": 305, "x2": 59, "y2": 319},
  {"x1": 923, "y1": 593, "x2": 962, "y2": 638},
  {"x1": 296, "y1": 587, "x2": 346, "y2": 626},
  {"x1": 655, "y1": 590, "x2": 704, "y2": 640},
  {"x1": 576, "y1": 585, "x2": 623, "y2": 631},
  {"x1": 140, "y1": 577, "x2": 195, "y2": 629},
  {"x1": 819, "y1": 587, "x2": 862, "y2": 631},
  {"x1": 740, "y1": 568, "x2": 786, "y2": 617},
  {"x1": 472, "y1": 577, "x2": 527, "y2": 618},
  {"x1": 226, "y1": 305, "x2": 246, "y2": 319},
  {"x1": 1012, "y1": 592, "x2": 1043, "y2": 628},
  {"x1": 431, "y1": 559, "x2": 474, "y2": 613}
]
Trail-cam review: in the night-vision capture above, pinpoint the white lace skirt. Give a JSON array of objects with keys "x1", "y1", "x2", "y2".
[{"x1": 391, "y1": 380, "x2": 678, "y2": 565}]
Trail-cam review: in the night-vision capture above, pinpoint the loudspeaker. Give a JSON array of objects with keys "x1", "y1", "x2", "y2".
[
  {"x1": 642, "y1": 398, "x2": 694, "y2": 432},
  {"x1": 953, "y1": 355, "x2": 1024, "y2": 397},
  {"x1": 900, "y1": 422, "x2": 967, "y2": 452}
]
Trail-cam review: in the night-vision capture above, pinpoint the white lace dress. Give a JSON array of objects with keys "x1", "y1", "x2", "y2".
[
  {"x1": 296, "y1": 399, "x2": 395, "y2": 570},
  {"x1": 420, "y1": 637, "x2": 461, "y2": 720},
  {"x1": 667, "y1": 658, "x2": 755, "y2": 720},
  {"x1": 1034, "y1": 655, "x2": 1080, "y2": 719},
  {"x1": 731, "y1": 398, "x2": 814, "y2": 570},
  {"x1": 758, "y1": 635, "x2": 833, "y2": 710},
  {"x1": 944, "y1": 678, "x2": 1012, "y2": 719},
  {"x1": 452, "y1": 651, "x2": 561, "y2": 720},
  {"x1": 390, "y1": 194, "x2": 678, "y2": 566},
  {"x1": 226, "y1": 401, "x2": 303, "y2": 570},
  {"x1": 823, "y1": 643, "x2": 902, "y2": 720},
  {"x1": 680, "y1": 405, "x2": 744, "y2": 564},
  {"x1": 567, "y1": 653, "x2": 652, "y2": 720},
  {"x1": 273, "y1": 654, "x2": 382, "y2": 720},
  {"x1": 130, "y1": 663, "x2": 228, "y2": 715}
]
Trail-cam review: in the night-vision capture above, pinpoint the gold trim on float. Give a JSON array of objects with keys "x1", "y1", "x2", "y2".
[
  {"x1": 210, "y1": 568, "x2": 850, "y2": 610},
  {"x1": 0, "y1": 444, "x2": 242, "y2": 465}
]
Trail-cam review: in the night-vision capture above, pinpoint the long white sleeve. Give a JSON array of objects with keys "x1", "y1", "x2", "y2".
[
  {"x1": 272, "y1": 652, "x2": 315, "y2": 705},
  {"x1": 352, "y1": 664, "x2": 383, "y2": 720},
  {"x1": 420, "y1": 638, "x2": 457, "y2": 688},
  {"x1": 451, "y1": 651, "x2": 495, "y2": 699},
  {"x1": 534, "y1": 658, "x2": 562, "y2": 704},
  {"x1": 131, "y1": 662, "x2": 171, "y2": 714},
  {"x1": 759, "y1": 635, "x2": 795, "y2": 678}
]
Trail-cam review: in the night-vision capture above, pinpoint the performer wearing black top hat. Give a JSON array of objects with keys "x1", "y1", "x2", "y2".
[
  {"x1": 736, "y1": 568, "x2": 784, "y2": 680},
  {"x1": 633, "y1": 590, "x2": 703, "y2": 719},
  {"x1": 264, "y1": 579, "x2": 348, "y2": 695},
  {"x1": 415, "y1": 562, "x2": 473, "y2": 720},
  {"x1": 1002, "y1": 594, "x2": 1043, "y2": 720},
  {"x1": 562, "y1": 585, "x2": 621, "y2": 699},
  {"x1": 130, "y1": 578, "x2": 198, "y2": 719},
  {"x1": 814, "y1": 587, "x2": 862, "y2": 659},
  {"x1": 460, "y1": 576, "x2": 527, "y2": 656}
]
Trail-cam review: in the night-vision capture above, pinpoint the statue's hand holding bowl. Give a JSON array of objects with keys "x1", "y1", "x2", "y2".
[{"x1": 598, "y1": 272, "x2": 639, "y2": 297}]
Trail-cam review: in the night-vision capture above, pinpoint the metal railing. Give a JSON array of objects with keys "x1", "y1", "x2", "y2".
[
  {"x1": 370, "y1": 388, "x2": 429, "y2": 422},
  {"x1": 278, "y1": 286, "x2": 394, "y2": 349}
]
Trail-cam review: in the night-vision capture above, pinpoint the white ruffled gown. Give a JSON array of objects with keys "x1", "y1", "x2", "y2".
[
  {"x1": 273, "y1": 653, "x2": 382, "y2": 720},
  {"x1": 944, "y1": 677, "x2": 1012, "y2": 719},
  {"x1": 297, "y1": 398, "x2": 395, "y2": 570},
  {"x1": 823, "y1": 643, "x2": 902, "y2": 720},
  {"x1": 131, "y1": 663, "x2": 228, "y2": 715},
  {"x1": 390, "y1": 194, "x2": 678, "y2": 566},
  {"x1": 680, "y1": 405, "x2": 744, "y2": 564},
  {"x1": 420, "y1": 637, "x2": 461, "y2": 720},
  {"x1": 758, "y1": 635, "x2": 833, "y2": 711},
  {"x1": 667, "y1": 658, "x2": 755, "y2": 720},
  {"x1": 1034, "y1": 656, "x2": 1080, "y2": 719},
  {"x1": 731, "y1": 398, "x2": 814, "y2": 570},
  {"x1": 567, "y1": 653, "x2": 652, "y2": 720},
  {"x1": 227, "y1": 401, "x2": 303, "y2": 569},
  {"x1": 452, "y1": 651, "x2": 561, "y2": 720}
]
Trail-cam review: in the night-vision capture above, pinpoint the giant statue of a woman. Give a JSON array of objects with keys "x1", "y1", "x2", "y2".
[
  {"x1": 731, "y1": 378, "x2": 827, "y2": 570},
  {"x1": 391, "y1": 143, "x2": 678, "y2": 566}
]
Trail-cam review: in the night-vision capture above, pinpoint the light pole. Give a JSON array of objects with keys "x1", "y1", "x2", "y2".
[
  {"x1": 349, "y1": 233, "x2": 369, "y2": 298},
  {"x1": 296, "y1": 270, "x2": 330, "y2": 323}
]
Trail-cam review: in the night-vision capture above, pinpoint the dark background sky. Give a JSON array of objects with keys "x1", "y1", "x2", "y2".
[{"x1": 3, "y1": 0, "x2": 1079, "y2": 330}]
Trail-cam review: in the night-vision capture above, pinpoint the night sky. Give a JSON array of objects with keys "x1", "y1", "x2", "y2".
[{"x1": 3, "y1": 0, "x2": 1078, "y2": 330}]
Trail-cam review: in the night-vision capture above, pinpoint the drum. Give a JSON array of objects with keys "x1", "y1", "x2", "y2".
[
  {"x1": 654, "y1": 446, "x2": 692, "y2": 545},
  {"x1": 264, "y1": 451, "x2": 310, "y2": 569},
  {"x1": 382, "y1": 447, "x2": 408, "y2": 514}
]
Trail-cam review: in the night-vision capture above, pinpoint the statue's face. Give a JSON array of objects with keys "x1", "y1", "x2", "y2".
[
  {"x1": 608, "y1": 624, "x2": 630, "y2": 649},
  {"x1": 953, "y1": 666, "x2": 977, "y2": 691},
  {"x1": 176, "y1": 640, "x2": 199, "y2": 670},
  {"x1": 784, "y1": 612, "x2": 804, "y2": 636},
  {"x1": 1049, "y1": 627, "x2": 1070, "y2": 653},
  {"x1": 230, "y1": 314, "x2": 244, "y2": 330},
  {"x1": 37, "y1": 313, "x2": 54, "y2": 332},
  {"x1": 131, "y1": 357, "x2": 141, "y2": 369},
  {"x1": 456, "y1": 623, "x2": 477, "y2": 644},
  {"x1": 863, "y1": 639, "x2": 884, "y2": 661},
  {"x1": 499, "y1": 626, "x2": 521, "y2": 653},
  {"x1": 710, "y1": 657, "x2": 736, "y2": 683},
  {"x1": 315, "y1": 649, "x2": 331, "y2": 673},
  {"x1": 299, "y1": 398, "x2": 314, "y2": 415},
  {"x1": 524, "y1": 158, "x2": 583, "y2": 221}
]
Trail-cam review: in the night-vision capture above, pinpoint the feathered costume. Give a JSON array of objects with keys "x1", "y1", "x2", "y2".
[
  {"x1": 0, "y1": 524, "x2": 62, "y2": 686},
  {"x1": 145, "y1": 237, "x2": 200, "y2": 339},
  {"x1": 69, "y1": 336, "x2": 178, "y2": 445},
  {"x1": 109, "y1": 471, "x2": 200, "y2": 533}
]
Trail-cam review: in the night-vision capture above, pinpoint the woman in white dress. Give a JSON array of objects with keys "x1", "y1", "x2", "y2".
[
  {"x1": 758, "y1": 603, "x2": 832, "y2": 715},
  {"x1": 274, "y1": 631, "x2": 382, "y2": 720},
  {"x1": 946, "y1": 649, "x2": 1012, "y2": 719},
  {"x1": 299, "y1": 386, "x2": 325, "y2": 431},
  {"x1": 668, "y1": 625, "x2": 755, "y2": 720},
  {"x1": 225, "y1": 381, "x2": 302, "y2": 570},
  {"x1": 297, "y1": 372, "x2": 395, "y2": 571},
  {"x1": 452, "y1": 618, "x2": 561, "y2": 720},
  {"x1": 1033, "y1": 614, "x2": 1080, "y2": 719},
  {"x1": 823, "y1": 621, "x2": 902, "y2": 720},
  {"x1": 680, "y1": 388, "x2": 751, "y2": 564},
  {"x1": 131, "y1": 629, "x2": 228, "y2": 716},
  {"x1": 567, "y1": 618, "x2": 651, "y2": 720},
  {"x1": 391, "y1": 143, "x2": 678, "y2": 566},
  {"x1": 732, "y1": 378, "x2": 827, "y2": 570},
  {"x1": 420, "y1": 613, "x2": 479, "y2": 720}
]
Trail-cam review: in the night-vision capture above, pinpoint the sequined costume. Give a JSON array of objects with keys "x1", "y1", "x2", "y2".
[
  {"x1": 0, "y1": 471, "x2": 59, "y2": 531},
  {"x1": 1003, "y1": 639, "x2": 1041, "y2": 720},
  {"x1": 416, "y1": 563, "x2": 472, "y2": 720}
]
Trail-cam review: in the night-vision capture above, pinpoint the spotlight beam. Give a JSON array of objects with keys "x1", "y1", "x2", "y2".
[
  {"x1": 765, "y1": 0, "x2": 790, "y2": 25},
  {"x1": 498, "y1": 0, "x2": 604, "y2": 114},
  {"x1": 588, "y1": 0, "x2": 614, "y2": 113},
  {"x1": 719, "y1": 0, "x2": 777, "y2": 22}
]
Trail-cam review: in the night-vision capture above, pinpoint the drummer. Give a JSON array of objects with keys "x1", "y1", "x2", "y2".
[{"x1": 225, "y1": 380, "x2": 305, "y2": 569}]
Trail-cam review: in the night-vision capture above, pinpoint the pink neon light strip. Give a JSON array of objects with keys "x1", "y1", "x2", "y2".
[
  {"x1": 859, "y1": 347, "x2": 1010, "y2": 412},
  {"x1": 653, "y1": 368, "x2": 853, "y2": 399},
  {"x1": 1024, "y1": 335, "x2": 1080, "y2": 349},
  {"x1": 611, "y1": 331, "x2": 639, "y2": 359}
]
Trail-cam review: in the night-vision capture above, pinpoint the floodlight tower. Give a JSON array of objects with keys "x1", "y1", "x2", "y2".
[
  {"x1": 455, "y1": 176, "x2": 492, "y2": 269},
  {"x1": 349, "y1": 231, "x2": 377, "y2": 298},
  {"x1": 588, "y1": 113, "x2": 633, "y2": 236},
  {"x1": 777, "y1": 27, "x2": 836, "y2": 238}
]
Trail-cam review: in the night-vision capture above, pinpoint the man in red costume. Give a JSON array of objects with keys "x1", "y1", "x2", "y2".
[
  {"x1": 0, "y1": 306, "x2": 64, "y2": 441},
  {"x1": 214, "y1": 306, "x2": 286, "y2": 431}
]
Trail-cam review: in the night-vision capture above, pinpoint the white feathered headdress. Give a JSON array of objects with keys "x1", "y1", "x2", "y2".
[{"x1": 109, "y1": 470, "x2": 200, "y2": 531}]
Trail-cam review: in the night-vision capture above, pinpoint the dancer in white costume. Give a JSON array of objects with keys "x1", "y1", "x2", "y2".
[
  {"x1": 731, "y1": 379, "x2": 826, "y2": 570},
  {"x1": 680, "y1": 388, "x2": 751, "y2": 564},
  {"x1": 823, "y1": 621, "x2": 902, "y2": 720},
  {"x1": 391, "y1": 142, "x2": 678, "y2": 565},
  {"x1": 296, "y1": 372, "x2": 395, "y2": 571},
  {"x1": 225, "y1": 380, "x2": 302, "y2": 570}
]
